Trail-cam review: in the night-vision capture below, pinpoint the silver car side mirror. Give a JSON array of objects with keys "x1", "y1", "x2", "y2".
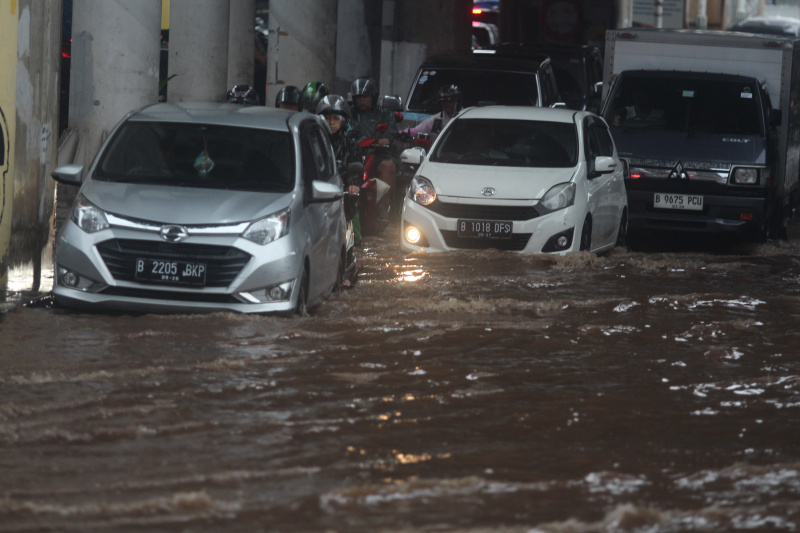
[{"x1": 51, "y1": 164, "x2": 85, "y2": 186}]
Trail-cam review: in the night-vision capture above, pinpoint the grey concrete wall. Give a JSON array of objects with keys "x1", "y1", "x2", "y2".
[
  {"x1": 9, "y1": 1, "x2": 62, "y2": 290},
  {"x1": 266, "y1": 0, "x2": 338, "y2": 109},
  {"x1": 69, "y1": 0, "x2": 162, "y2": 164},
  {"x1": 227, "y1": 0, "x2": 256, "y2": 92},
  {"x1": 169, "y1": 0, "x2": 230, "y2": 102},
  {"x1": 380, "y1": 0, "x2": 472, "y2": 101}
]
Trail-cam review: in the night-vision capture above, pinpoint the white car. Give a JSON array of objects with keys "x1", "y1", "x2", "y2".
[{"x1": 400, "y1": 106, "x2": 627, "y2": 254}]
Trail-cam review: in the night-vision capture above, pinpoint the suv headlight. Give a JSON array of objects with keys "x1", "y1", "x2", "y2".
[
  {"x1": 731, "y1": 167, "x2": 759, "y2": 185},
  {"x1": 71, "y1": 195, "x2": 110, "y2": 233},
  {"x1": 242, "y1": 208, "x2": 290, "y2": 245},
  {"x1": 538, "y1": 182, "x2": 576, "y2": 214},
  {"x1": 411, "y1": 176, "x2": 437, "y2": 206}
]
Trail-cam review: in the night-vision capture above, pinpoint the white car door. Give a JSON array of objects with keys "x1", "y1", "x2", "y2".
[{"x1": 583, "y1": 117, "x2": 618, "y2": 248}]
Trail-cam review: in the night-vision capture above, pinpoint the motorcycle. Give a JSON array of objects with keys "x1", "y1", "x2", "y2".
[{"x1": 356, "y1": 121, "x2": 398, "y2": 237}]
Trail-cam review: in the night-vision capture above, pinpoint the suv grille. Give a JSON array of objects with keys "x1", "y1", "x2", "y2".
[{"x1": 96, "y1": 239, "x2": 251, "y2": 287}]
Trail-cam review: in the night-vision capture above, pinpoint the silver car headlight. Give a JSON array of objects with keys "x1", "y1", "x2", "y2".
[
  {"x1": 242, "y1": 208, "x2": 290, "y2": 245},
  {"x1": 538, "y1": 182, "x2": 576, "y2": 214},
  {"x1": 411, "y1": 176, "x2": 437, "y2": 206},
  {"x1": 71, "y1": 195, "x2": 110, "y2": 233}
]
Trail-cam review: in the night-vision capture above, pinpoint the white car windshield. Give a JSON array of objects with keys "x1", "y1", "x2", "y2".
[
  {"x1": 96, "y1": 121, "x2": 295, "y2": 193},
  {"x1": 431, "y1": 118, "x2": 578, "y2": 168}
]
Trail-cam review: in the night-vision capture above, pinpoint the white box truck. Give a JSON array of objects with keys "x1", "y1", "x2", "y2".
[{"x1": 600, "y1": 28, "x2": 800, "y2": 241}]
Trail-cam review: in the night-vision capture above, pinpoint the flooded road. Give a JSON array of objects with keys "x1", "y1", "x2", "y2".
[{"x1": 2, "y1": 225, "x2": 800, "y2": 532}]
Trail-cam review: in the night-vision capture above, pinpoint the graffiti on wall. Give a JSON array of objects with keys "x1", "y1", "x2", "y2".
[{"x1": 0, "y1": 106, "x2": 8, "y2": 229}]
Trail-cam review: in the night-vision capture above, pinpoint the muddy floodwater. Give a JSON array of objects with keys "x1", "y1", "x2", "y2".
[{"x1": 1, "y1": 225, "x2": 800, "y2": 532}]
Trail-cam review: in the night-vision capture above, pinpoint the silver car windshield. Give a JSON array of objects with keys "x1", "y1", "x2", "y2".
[
  {"x1": 431, "y1": 118, "x2": 578, "y2": 168},
  {"x1": 95, "y1": 121, "x2": 295, "y2": 192}
]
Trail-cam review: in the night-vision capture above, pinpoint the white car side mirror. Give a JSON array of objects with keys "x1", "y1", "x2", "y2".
[
  {"x1": 401, "y1": 146, "x2": 426, "y2": 166},
  {"x1": 594, "y1": 156, "x2": 617, "y2": 174}
]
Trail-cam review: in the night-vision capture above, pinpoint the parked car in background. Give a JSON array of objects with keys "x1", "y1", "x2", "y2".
[
  {"x1": 488, "y1": 43, "x2": 605, "y2": 112},
  {"x1": 51, "y1": 103, "x2": 355, "y2": 315},
  {"x1": 472, "y1": 21, "x2": 500, "y2": 49},
  {"x1": 400, "y1": 106, "x2": 628, "y2": 255},
  {"x1": 727, "y1": 15, "x2": 800, "y2": 37},
  {"x1": 404, "y1": 50, "x2": 564, "y2": 121}
]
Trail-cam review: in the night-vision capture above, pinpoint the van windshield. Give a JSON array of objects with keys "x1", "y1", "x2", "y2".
[
  {"x1": 95, "y1": 121, "x2": 295, "y2": 193},
  {"x1": 407, "y1": 69, "x2": 540, "y2": 114},
  {"x1": 603, "y1": 75, "x2": 764, "y2": 136}
]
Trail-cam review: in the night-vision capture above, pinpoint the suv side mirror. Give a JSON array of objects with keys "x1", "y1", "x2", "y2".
[{"x1": 770, "y1": 108, "x2": 782, "y2": 128}]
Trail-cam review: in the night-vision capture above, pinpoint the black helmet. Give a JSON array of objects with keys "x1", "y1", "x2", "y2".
[
  {"x1": 275, "y1": 85, "x2": 302, "y2": 110},
  {"x1": 350, "y1": 77, "x2": 378, "y2": 100},
  {"x1": 226, "y1": 84, "x2": 259, "y2": 106},
  {"x1": 316, "y1": 94, "x2": 350, "y2": 120},
  {"x1": 301, "y1": 81, "x2": 329, "y2": 113},
  {"x1": 437, "y1": 84, "x2": 461, "y2": 102}
]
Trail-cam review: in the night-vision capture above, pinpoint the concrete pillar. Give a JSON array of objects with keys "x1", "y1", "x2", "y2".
[
  {"x1": 0, "y1": 1, "x2": 62, "y2": 293},
  {"x1": 617, "y1": 0, "x2": 634, "y2": 27},
  {"x1": 0, "y1": 0, "x2": 19, "y2": 291},
  {"x1": 335, "y1": 0, "x2": 376, "y2": 96},
  {"x1": 267, "y1": 0, "x2": 338, "y2": 109},
  {"x1": 655, "y1": 0, "x2": 664, "y2": 28},
  {"x1": 69, "y1": 0, "x2": 161, "y2": 167},
  {"x1": 227, "y1": 0, "x2": 255, "y2": 93},
  {"x1": 697, "y1": 0, "x2": 709, "y2": 29},
  {"x1": 169, "y1": 0, "x2": 230, "y2": 102}
]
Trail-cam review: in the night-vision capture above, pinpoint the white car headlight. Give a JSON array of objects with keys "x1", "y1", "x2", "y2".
[
  {"x1": 538, "y1": 182, "x2": 576, "y2": 214},
  {"x1": 71, "y1": 195, "x2": 110, "y2": 233},
  {"x1": 411, "y1": 176, "x2": 437, "y2": 206},
  {"x1": 242, "y1": 208, "x2": 291, "y2": 245}
]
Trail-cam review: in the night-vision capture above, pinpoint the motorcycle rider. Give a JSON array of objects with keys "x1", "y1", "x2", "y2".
[
  {"x1": 301, "y1": 81, "x2": 330, "y2": 114},
  {"x1": 349, "y1": 77, "x2": 399, "y2": 215},
  {"x1": 317, "y1": 94, "x2": 362, "y2": 245},
  {"x1": 226, "y1": 84, "x2": 260, "y2": 106},
  {"x1": 275, "y1": 85, "x2": 303, "y2": 111},
  {"x1": 317, "y1": 95, "x2": 361, "y2": 195},
  {"x1": 402, "y1": 84, "x2": 461, "y2": 140}
]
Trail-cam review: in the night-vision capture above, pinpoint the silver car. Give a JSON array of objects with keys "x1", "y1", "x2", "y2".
[{"x1": 52, "y1": 103, "x2": 355, "y2": 315}]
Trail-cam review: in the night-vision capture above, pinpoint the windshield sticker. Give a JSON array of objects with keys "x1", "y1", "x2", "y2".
[
  {"x1": 419, "y1": 76, "x2": 429, "y2": 84},
  {"x1": 682, "y1": 90, "x2": 695, "y2": 98},
  {"x1": 741, "y1": 87, "x2": 753, "y2": 99}
]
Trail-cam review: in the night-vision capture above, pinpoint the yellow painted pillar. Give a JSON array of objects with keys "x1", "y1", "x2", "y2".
[{"x1": 0, "y1": 0, "x2": 18, "y2": 290}]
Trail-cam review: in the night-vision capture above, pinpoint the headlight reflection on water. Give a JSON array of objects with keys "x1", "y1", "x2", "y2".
[{"x1": 397, "y1": 268, "x2": 427, "y2": 282}]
